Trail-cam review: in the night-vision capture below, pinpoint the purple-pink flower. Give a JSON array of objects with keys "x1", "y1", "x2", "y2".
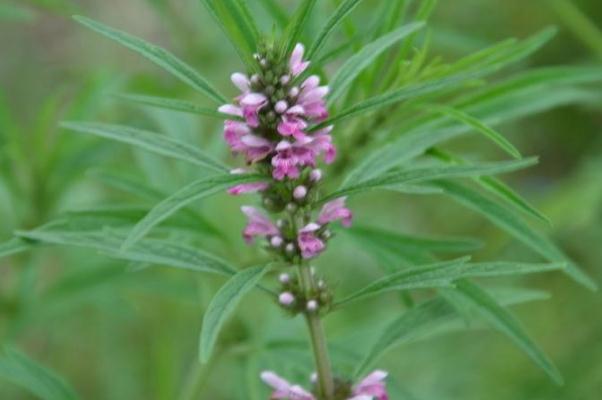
[
  {"x1": 241, "y1": 206, "x2": 279, "y2": 244},
  {"x1": 298, "y1": 223, "x2": 325, "y2": 259},
  {"x1": 289, "y1": 43, "x2": 310, "y2": 77},
  {"x1": 261, "y1": 370, "x2": 389, "y2": 400},
  {"x1": 318, "y1": 197, "x2": 353, "y2": 227}
]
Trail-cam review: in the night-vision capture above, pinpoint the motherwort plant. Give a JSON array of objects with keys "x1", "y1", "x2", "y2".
[{"x1": 5, "y1": 1, "x2": 601, "y2": 399}]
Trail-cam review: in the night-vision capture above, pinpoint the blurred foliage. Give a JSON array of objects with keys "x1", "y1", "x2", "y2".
[{"x1": 0, "y1": 0, "x2": 601, "y2": 399}]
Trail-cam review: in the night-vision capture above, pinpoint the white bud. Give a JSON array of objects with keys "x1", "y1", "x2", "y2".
[
  {"x1": 310, "y1": 266, "x2": 316, "y2": 276},
  {"x1": 280, "y1": 75, "x2": 291, "y2": 85},
  {"x1": 285, "y1": 243, "x2": 296, "y2": 254},
  {"x1": 251, "y1": 74, "x2": 260, "y2": 84},
  {"x1": 310, "y1": 169, "x2": 322, "y2": 182},
  {"x1": 279, "y1": 273, "x2": 291, "y2": 284},
  {"x1": 322, "y1": 229, "x2": 332, "y2": 239},
  {"x1": 307, "y1": 300, "x2": 319, "y2": 311},
  {"x1": 289, "y1": 87, "x2": 300, "y2": 97},
  {"x1": 286, "y1": 203, "x2": 297, "y2": 212},
  {"x1": 317, "y1": 280, "x2": 325, "y2": 289},
  {"x1": 279, "y1": 292, "x2": 295, "y2": 306},
  {"x1": 260, "y1": 58, "x2": 268, "y2": 67},
  {"x1": 293, "y1": 185, "x2": 307, "y2": 200},
  {"x1": 275, "y1": 100, "x2": 288, "y2": 114},
  {"x1": 271, "y1": 236, "x2": 283, "y2": 248},
  {"x1": 276, "y1": 219, "x2": 286, "y2": 228}
]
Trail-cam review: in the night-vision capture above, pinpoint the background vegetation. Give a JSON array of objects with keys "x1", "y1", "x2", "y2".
[{"x1": 1, "y1": 0, "x2": 601, "y2": 399}]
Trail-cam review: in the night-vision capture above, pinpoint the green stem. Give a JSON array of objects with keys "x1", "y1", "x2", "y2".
[{"x1": 297, "y1": 263, "x2": 335, "y2": 400}]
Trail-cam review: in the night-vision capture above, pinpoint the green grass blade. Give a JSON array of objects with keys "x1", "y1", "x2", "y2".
[
  {"x1": 325, "y1": 158, "x2": 538, "y2": 202},
  {"x1": 454, "y1": 280, "x2": 563, "y2": 384},
  {"x1": 73, "y1": 16, "x2": 227, "y2": 104},
  {"x1": 335, "y1": 257, "x2": 470, "y2": 307},
  {"x1": 199, "y1": 265, "x2": 268, "y2": 363},
  {"x1": 307, "y1": 0, "x2": 365, "y2": 59},
  {"x1": 429, "y1": 105, "x2": 521, "y2": 159},
  {"x1": 123, "y1": 174, "x2": 266, "y2": 249},
  {"x1": 328, "y1": 21, "x2": 425, "y2": 103},
  {"x1": 435, "y1": 181, "x2": 597, "y2": 290},
  {"x1": 0, "y1": 347, "x2": 79, "y2": 400},
  {"x1": 114, "y1": 93, "x2": 232, "y2": 119},
  {"x1": 61, "y1": 122, "x2": 228, "y2": 173},
  {"x1": 256, "y1": 0, "x2": 289, "y2": 29},
  {"x1": 17, "y1": 228, "x2": 236, "y2": 276}
]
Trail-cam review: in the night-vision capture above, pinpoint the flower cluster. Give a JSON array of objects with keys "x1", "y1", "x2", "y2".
[
  {"x1": 261, "y1": 370, "x2": 389, "y2": 400},
  {"x1": 219, "y1": 42, "x2": 351, "y2": 261},
  {"x1": 277, "y1": 268, "x2": 333, "y2": 315}
]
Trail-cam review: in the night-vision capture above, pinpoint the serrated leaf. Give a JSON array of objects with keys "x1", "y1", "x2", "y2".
[
  {"x1": 73, "y1": 16, "x2": 226, "y2": 104},
  {"x1": 114, "y1": 93, "x2": 232, "y2": 119},
  {"x1": 199, "y1": 265, "x2": 268, "y2": 362},
  {"x1": 335, "y1": 257, "x2": 470, "y2": 307},
  {"x1": 283, "y1": 0, "x2": 318, "y2": 55},
  {"x1": 454, "y1": 280, "x2": 563, "y2": 384},
  {"x1": 123, "y1": 174, "x2": 266, "y2": 249},
  {"x1": 354, "y1": 286, "x2": 550, "y2": 377},
  {"x1": 61, "y1": 122, "x2": 228, "y2": 173},
  {"x1": 326, "y1": 158, "x2": 538, "y2": 202},
  {"x1": 17, "y1": 228, "x2": 236, "y2": 276},
  {"x1": 435, "y1": 180, "x2": 597, "y2": 290},
  {"x1": 328, "y1": 22, "x2": 425, "y2": 103},
  {"x1": 428, "y1": 105, "x2": 521, "y2": 158},
  {"x1": 307, "y1": 0, "x2": 365, "y2": 59},
  {"x1": 0, "y1": 238, "x2": 30, "y2": 259},
  {"x1": 0, "y1": 347, "x2": 79, "y2": 400}
]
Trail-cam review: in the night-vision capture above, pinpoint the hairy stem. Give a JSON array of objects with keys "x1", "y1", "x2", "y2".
[{"x1": 298, "y1": 263, "x2": 335, "y2": 400}]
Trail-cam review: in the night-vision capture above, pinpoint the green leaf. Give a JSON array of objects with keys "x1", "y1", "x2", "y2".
[
  {"x1": 0, "y1": 347, "x2": 79, "y2": 400},
  {"x1": 326, "y1": 158, "x2": 538, "y2": 202},
  {"x1": 0, "y1": 238, "x2": 30, "y2": 259},
  {"x1": 335, "y1": 257, "x2": 470, "y2": 307},
  {"x1": 354, "y1": 286, "x2": 550, "y2": 377},
  {"x1": 256, "y1": 0, "x2": 288, "y2": 29},
  {"x1": 199, "y1": 265, "x2": 268, "y2": 362},
  {"x1": 314, "y1": 70, "x2": 485, "y2": 130},
  {"x1": 61, "y1": 122, "x2": 228, "y2": 173},
  {"x1": 17, "y1": 228, "x2": 236, "y2": 276},
  {"x1": 307, "y1": 0, "x2": 365, "y2": 59},
  {"x1": 328, "y1": 22, "x2": 425, "y2": 103},
  {"x1": 453, "y1": 280, "x2": 563, "y2": 384},
  {"x1": 73, "y1": 16, "x2": 226, "y2": 104},
  {"x1": 114, "y1": 93, "x2": 232, "y2": 119},
  {"x1": 283, "y1": 0, "x2": 318, "y2": 55},
  {"x1": 427, "y1": 105, "x2": 521, "y2": 159},
  {"x1": 435, "y1": 180, "x2": 597, "y2": 290},
  {"x1": 0, "y1": 3, "x2": 35, "y2": 22},
  {"x1": 123, "y1": 173, "x2": 266, "y2": 249}
]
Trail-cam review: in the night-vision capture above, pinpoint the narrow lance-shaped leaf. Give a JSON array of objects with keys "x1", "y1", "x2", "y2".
[
  {"x1": 199, "y1": 265, "x2": 268, "y2": 362},
  {"x1": 0, "y1": 347, "x2": 79, "y2": 400},
  {"x1": 307, "y1": 0, "x2": 365, "y2": 59},
  {"x1": 454, "y1": 280, "x2": 563, "y2": 384},
  {"x1": 427, "y1": 105, "x2": 521, "y2": 159},
  {"x1": 114, "y1": 93, "x2": 234, "y2": 119},
  {"x1": 0, "y1": 238, "x2": 30, "y2": 259},
  {"x1": 123, "y1": 173, "x2": 266, "y2": 249},
  {"x1": 435, "y1": 180, "x2": 597, "y2": 290},
  {"x1": 325, "y1": 158, "x2": 538, "y2": 203},
  {"x1": 328, "y1": 21, "x2": 426, "y2": 103},
  {"x1": 282, "y1": 0, "x2": 318, "y2": 54},
  {"x1": 61, "y1": 122, "x2": 229, "y2": 173},
  {"x1": 73, "y1": 16, "x2": 227, "y2": 104}
]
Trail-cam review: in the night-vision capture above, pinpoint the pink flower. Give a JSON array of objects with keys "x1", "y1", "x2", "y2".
[
  {"x1": 298, "y1": 223, "x2": 325, "y2": 259},
  {"x1": 297, "y1": 76, "x2": 329, "y2": 122},
  {"x1": 241, "y1": 206, "x2": 279, "y2": 244},
  {"x1": 318, "y1": 197, "x2": 352, "y2": 227},
  {"x1": 272, "y1": 141, "x2": 302, "y2": 180},
  {"x1": 261, "y1": 371, "x2": 315, "y2": 400},
  {"x1": 278, "y1": 105, "x2": 309, "y2": 140},
  {"x1": 240, "y1": 92, "x2": 268, "y2": 128},
  {"x1": 228, "y1": 182, "x2": 269, "y2": 195},
  {"x1": 352, "y1": 370, "x2": 389, "y2": 400},
  {"x1": 289, "y1": 43, "x2": 310, "y2": 77},
  {"x1": 224, "y1": 121, "x2": 273, "y2": 163},
  {"x1": 306, "y1": 126, "x2": 336, "y2": 164}
]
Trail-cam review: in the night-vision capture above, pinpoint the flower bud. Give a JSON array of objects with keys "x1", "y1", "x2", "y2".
[
  {"x1": 279, "y1": 292, "x2": 295, "y2": 306},
  {"x1": 251, "y1": 74, "x2": 260, "y2": 84},
  {"x1": 275, "y1": 100, "x2": 288, "y2": 114},
  {"x1": 271, "y1": 236, "x2": 283, "y2": 248},
  {"x1": 289, "y1": 87, "x2": 300, "y2": 97},
  {"x1": 322, "y1": 229, "x2": 332, "y2": 240},
  {"x1": 280, "y1": 75, "x2": 291, "y2": 85},
  {"x1": 285, "y1": 243, "x2": 296, "y2": 254},
  {"x1": 286, "y1": 203, "x2": 297, "y2": 212},
  {"x1": 276, "y1": 219, "x2": 286, "y2": 229},
  {"x1": 306, "y1": 300, "x2": 318, "y2": 312},
  {"x1": 310, "y1": 169, "x2": 322, "y2": 182},
  {"x1": 317, "y1": 280, "x2": 325, "y2": 289},
  {"x1": 260, "y1": 58, "x2": 269, "y2": 68},
  {"x1": 293, "y1": 185, "x2": 307, "y2": 200},
  {"x1": 279, "y1": 273, "x2": 290, "y2": 284}
]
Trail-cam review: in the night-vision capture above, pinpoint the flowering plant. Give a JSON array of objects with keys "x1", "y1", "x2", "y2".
[{"x1": 3, "y1": 1, "x2": 600, "y2": 399}]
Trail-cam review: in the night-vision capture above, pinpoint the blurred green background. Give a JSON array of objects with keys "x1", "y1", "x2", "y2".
[{"x1": 1, "y1": 0, "x2": 601, "y2": 399}]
